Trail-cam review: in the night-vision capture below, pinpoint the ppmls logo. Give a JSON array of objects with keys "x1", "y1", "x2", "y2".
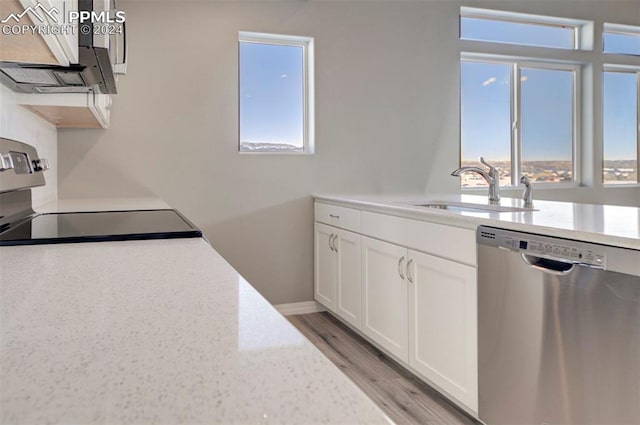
[
  {"x1": 1, "y1": 3, "x2": 59, "y2": 24},
  {"x1": 1, "y1": 2, "x2": 125, "y2": 36}
]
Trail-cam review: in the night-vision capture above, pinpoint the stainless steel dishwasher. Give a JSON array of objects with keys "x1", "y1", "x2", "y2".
[{"x1": 477, "y1": 226, "x2": 640, "y2": 425}]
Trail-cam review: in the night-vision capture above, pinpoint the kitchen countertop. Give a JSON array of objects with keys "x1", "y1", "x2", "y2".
[
  {"x1": 1, "y1": 198, "x2": 392, "y2": 424},
  {"x1": 315, "y1": 193, "x2": 640, "y2": 251}
]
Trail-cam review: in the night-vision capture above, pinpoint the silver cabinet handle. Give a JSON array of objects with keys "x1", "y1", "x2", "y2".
[
  {"x1": 329, "y1": 234, "x2": 338, "y2": 252},
  {"x1": 398, "y1": 256, "x2": 406, "y2": 279},
  {"x1": 329, "y1": 214, "x2": 340, "y2": 219},
  {"x1": 407, "y1": 258, "x2": 414, "y2": 283}
]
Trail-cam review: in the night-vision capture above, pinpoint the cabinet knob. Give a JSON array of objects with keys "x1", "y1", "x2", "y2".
[{"x1": 329, "y1": 214, "x2": 340, "y2": 219}]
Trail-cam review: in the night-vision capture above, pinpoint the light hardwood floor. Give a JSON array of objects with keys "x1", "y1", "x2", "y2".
[{"x1": 288, "y1": 312, "x2": 479, "y2": 425}]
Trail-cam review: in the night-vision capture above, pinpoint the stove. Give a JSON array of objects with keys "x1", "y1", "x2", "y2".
[
  {"x1": 0, "y1": 138, "x2": 202, "y2": 246},
  {"x1": 0, "y1": 209, "x2": 202, "y2": 246}
]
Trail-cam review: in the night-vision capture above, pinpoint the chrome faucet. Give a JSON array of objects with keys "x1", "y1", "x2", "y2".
[
  {"x1": 451, "y1": 157, "x2": 500, "y2": 203},
  {"x1": 520, "y1": 175, "x2": 533, "y2": 207}
]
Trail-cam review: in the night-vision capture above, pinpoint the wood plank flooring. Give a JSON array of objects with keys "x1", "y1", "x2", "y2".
[{"x1": 288, "y1": 312, "x2": 480, "y2": 425}]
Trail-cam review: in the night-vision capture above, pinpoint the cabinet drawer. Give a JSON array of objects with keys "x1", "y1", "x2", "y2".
[
  {"x1": 362, "y1": 211, "x2": 476, "y2": 266},
  {"x1": 315, "y1": 202, "x2": 361, "y2": 233}
]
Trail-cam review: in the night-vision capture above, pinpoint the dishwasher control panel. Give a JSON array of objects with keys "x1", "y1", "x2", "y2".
[
  {"x1": 478, "y1": 227, "x2": 607, "y2": 268},
  {"x1": 501, "y1": 235, "x2": 606, "y2": 267}
]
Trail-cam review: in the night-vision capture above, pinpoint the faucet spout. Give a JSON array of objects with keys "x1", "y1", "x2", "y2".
[
  {"x1": 451, "y1": 158, "x2": 501, "y2": 203},
  {"x1": 451, "y1": 167, "x2": 492, "y2": 183}
]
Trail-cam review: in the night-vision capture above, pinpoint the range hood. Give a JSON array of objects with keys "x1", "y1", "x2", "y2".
[{"x1": 0, "y1": 0, "x2": 126, "y2": 94}]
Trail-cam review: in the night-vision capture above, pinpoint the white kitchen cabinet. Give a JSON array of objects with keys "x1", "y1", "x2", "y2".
[
  {"x1": 314, "y1": 222, "x2": 335, "y2": 309},
  {"x1": 314, "y1": 222, "x2": 363, "y2": 329},
  {"x1": 407, "y1": 249, "x2": 478, "y2": 411},
  {"x1": 17, "y1": 91, "x2": 111, "y2": 128},
  {"x1": 314, "y1": 200, "x2": 479, "y2": 412},
  {"x1": 362, "y1": 236, "x2": 409, "y2": 362},
  {"x1": 0, "y1": 0, "x2": 78, "y2": 66},
  {"x1": 362, "y1": 232, "x2": 478, "y2": 410},
  {"x1": 334, "y1": 228, "x2": 362, "y2": 329}
]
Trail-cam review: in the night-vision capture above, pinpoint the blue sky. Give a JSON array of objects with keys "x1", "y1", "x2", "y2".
[
  {"x1": 604, "y1": 32, "x2": 640, "y2": 56},
  {"x1": 239, "y1": 42, "x2": 304, "y2": 147},
  {"x1": 461, "y1": 62, "x2": 575, "y2": 162},
  {"x1": 604, "y1": 71, "x2": 637, "y2": 160}
]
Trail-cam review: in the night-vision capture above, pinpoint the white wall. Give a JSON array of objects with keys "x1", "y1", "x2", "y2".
[
  {"x1": 0, "y1": 84, "x2": 58, "y2": 207},
  {"x1": 57, "y1": 0, "x2": 640, "y2": 305}
]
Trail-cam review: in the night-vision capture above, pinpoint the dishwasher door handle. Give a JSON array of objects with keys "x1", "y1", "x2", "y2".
[{"x1": 520, "y1": 253, "x2": 576, "y2": 275}]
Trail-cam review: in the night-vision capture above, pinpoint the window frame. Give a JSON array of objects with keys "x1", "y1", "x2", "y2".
[
  {"x1": 238, "y1": 31, "x2": 315, "y2": 155},
  {"x1": 602, "y1": 66, "x2": 640, "y2": 186},
  {"x1": 460, "y1": 7, "x2": 591, "y2": 51},
  {"x1": 459, "y1": 8, "x2": 640, "y2": 192},
  {"x1": 603, "y1": 23, "x2": 640, "y2": 56},
  {"x1": 460, "y1": 55, "x2": 581, "y2": 188}
]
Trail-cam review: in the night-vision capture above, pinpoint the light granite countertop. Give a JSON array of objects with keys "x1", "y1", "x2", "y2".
[
  {"x1": 315, "y1": 193, "x2": 640, "y2": 251},
  {"x1": 1, "y1": 198, "x2": 392, "y2": 424}
]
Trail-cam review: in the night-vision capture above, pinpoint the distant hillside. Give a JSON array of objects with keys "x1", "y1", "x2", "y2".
[
  {"x1": 240, "y1": 141, "x2": 302, "y2": 152},
  {"x1": 459, "y1": 159, "x2": 637, "y2": 185}
]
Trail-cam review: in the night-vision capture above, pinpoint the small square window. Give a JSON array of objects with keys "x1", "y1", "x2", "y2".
[{"x1": 239, "y1": 32, "x2": 314, "y2": 154}]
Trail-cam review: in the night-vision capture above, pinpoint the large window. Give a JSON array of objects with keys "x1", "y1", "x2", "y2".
[
  {"x1": 461, "y1": 58, "x2": 577, "y2": 187},
  {"x1": 461, "y1": 9, "x2": 640, "y2": 190},
  {"x1": 238, "y1": 32, "x2": 314, "y2": 153},
  {"x1": 459, "y1": 8, "x2": 588, "y2": 188}
]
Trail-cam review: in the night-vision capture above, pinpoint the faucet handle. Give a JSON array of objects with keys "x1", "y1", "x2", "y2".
[{"x1": 480, "y1": 157, "x2": 496, "y2": 172}]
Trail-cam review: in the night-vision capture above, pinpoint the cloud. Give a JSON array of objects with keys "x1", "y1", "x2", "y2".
[{"x1": 482, "y1": 77, "x2": 497, "y2": 87}]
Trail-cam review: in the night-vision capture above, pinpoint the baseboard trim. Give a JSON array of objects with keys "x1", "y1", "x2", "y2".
[{"x1": 274, "y1": 301, "x2": 326, "y2": 316}]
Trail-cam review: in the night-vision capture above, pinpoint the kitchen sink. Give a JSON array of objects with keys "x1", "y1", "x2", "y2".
[{"x1": 413, "y1": 201, "x2": 537, "y2": 213}]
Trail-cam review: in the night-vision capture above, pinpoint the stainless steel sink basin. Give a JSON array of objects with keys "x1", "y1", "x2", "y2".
[{"x1": 413, "y1": 202, "x2": 536, "y2": 213}]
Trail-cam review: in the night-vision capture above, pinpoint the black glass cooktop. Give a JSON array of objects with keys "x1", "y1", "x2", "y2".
[{"x1": 0, "y1": 209, "x2": 202, "y2": 246}]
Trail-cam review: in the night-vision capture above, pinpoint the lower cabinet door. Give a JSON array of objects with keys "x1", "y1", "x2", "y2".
[
  {"x1": 362, "y1": 236, "x2": 409, "y2": 362},
  {"x1": 334, "y1": 228, "x2": 362, "y2": 330},
  {"x1": 407, "y1": 249, "x2": 478, "y2": 411},
  {"x1": 314, "y1": 222, "x2": 336, "y2": 309}
]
